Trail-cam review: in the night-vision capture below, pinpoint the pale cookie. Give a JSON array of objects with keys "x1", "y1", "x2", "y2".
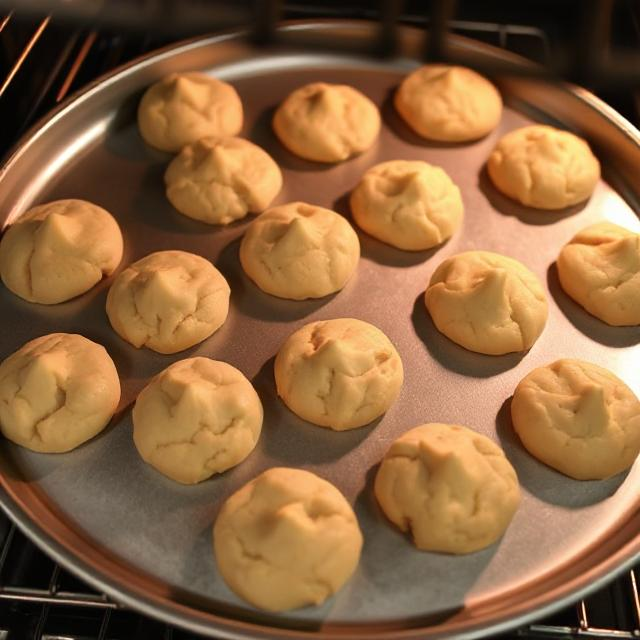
[
  {"x1": 375, "y1": 424, "x2": 520, "y2": 553},
  {"x1": 273, "y1": 82, "x2": 380, "y2": 163},
  {"x1": 133, "y1": 358, "x2": 262, "y2": 484},
  {"x1": 557, "y1": 222, "x2": 640, "y2": 326},
  {"x1": 350, "y1": 160, "x2": 464, "y2": 251},
  {"x1": 274, "y1": 318, "x2": 403, "y2": 430},
  {"x1": 425, "y1": 251, "x2": 548, "y2": 355},
  {"x1": 164, "y1": 137, "x2": 282, "y2": 225},
  {"x1": 213, "y1": 467, "x2": 362, "y2": 611},
  {"x1": 137, "y1": 72, "x2": 243, "y2": 152},
  {"x1": 487, "y1": 125, "x2": 600, "y2": 209},
  {"x1": 106, "y1": 250, "x2": 230, "y2": 354},
  {"x1": 239, "y1": 202, "x2": 360, "y2": 300},
  {"x1": 511, "y1": 359, "x2": 640, "y2": 480},
  {"x1": 0, "y1": 333, "x2": 120, "y2": 453},
  {"x1": 0, "y1": 199, "x2": 123, "y2": 305},
  {"x1": 394, "y1": 65, "x2": 502, "y2": 142}
]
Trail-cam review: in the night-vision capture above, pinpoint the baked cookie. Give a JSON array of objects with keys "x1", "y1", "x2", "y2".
[
  {"x1": 133, "y1": 358, "x2": 262, "y2": 484},
  {"x1": 424, "y1": 251, "x2": 548, "y2": 355},
  {"x1": 274, "y1": 318, "x2": 403, "y2": 430},
  {"x1": 487, "y1": 125, "x2": 600, "y2": 209},
  {"x1": 0, "y1": 333, "x2": 120, "y2": 453},
  {"x1": 273, "y1": 82, "x2": 380, "y2": 162},
  {"x1": 239, "y1": 202, "x2": 360, "y2": 300},
  {"x1": 106, "y1": 250, "x2": 230, "y2": 354},
  {"x1": 137, "y1": 72, "x2": 243, "y2": 152},
  {"x1": 375, "y1": 423, "x2": 520, "y2": 553},
  {"x1": 350, "y1": 160, "x2": 464, "y2": 251},
  {"x1": 557, "y1": 222, "x2": 640, "y2": 326},
  {"x1": 511, "y1": 359, "x2": 640, "y2": 480},
  {"x1": 394, "y1": 65, "x2": 502, "y2": 142},
  {"x1": 213, "y1": 467, "x2": 362, "y2": 611},
  {"x1": 164, "y1": 137, "x2": 282, "y2": 225},
  {"x1": 0, "y1": 199, "x2": 123, "y2": 304}
]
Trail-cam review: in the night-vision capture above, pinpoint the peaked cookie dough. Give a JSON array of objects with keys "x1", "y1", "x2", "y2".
[
  {"x1": 557, "y1": 222, "x2": 640, "y2": 326},
  {"x1": 394, "y1": 65, "x2": 502, "y2": 142},
  {"x1": 511, "y1": 359, "x2": 640, "y2": 480},
  {"x1": 487, "y1": 125, "x2": 600, "y2": 209},
  {"x1": 273, "y1": 82, "x2": 380, "y2": 162},
  {"x1": 0, "y1": 199, "x2": 123, "y2": 304},
  {"x1": 137, "y1": 72, "x2": 243, "y2": 152},
  {"x1": 375, "y1": 423, "x2": 520, "y2": 553},
  {"x1": 350, "y1": 160, "x2": 464, "y2": 250},
  {"x1": 424, "y1": 251, "x2": 548, "y2": 355},
  {"x1": 274, "y1": 318, "x2": 403, "y2": 430},
  {"x1": 164, "y1": 136, "x2": 282, "y2": 225},
  {"x1": 106, "y1": 250, "x2": 230, "y2": 354},
  {"x1": 0, "y1": 333, "x2": 120, "y2": 453},
  {"x1": 133, "y1": 358, "x2": 262, "y2": 484},
  {"x1": 213, "y1": 467, "x2": 363, "y2": 611},
  {"x1": 239, "y1": 202, "x2": 360, "y2": 300}
]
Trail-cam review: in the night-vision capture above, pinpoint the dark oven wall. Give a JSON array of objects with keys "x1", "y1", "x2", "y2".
[{"x1": 0, "y1": 2, "x2": 638, "y2": 640}]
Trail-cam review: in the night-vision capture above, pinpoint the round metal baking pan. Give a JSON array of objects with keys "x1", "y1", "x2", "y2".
[{"x1": 0, "y1": 20, "x2": 638, "y2": 640}]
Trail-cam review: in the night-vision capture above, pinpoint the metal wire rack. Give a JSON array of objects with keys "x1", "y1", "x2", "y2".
[{"x1": 0, "y1": 2, "x2": 638, "y2": 639}]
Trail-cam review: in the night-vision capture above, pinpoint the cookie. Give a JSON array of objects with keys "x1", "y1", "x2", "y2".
[
  {"x1": 557, "y1": 222, "x2": 640, "y2": 326},
  {"x1": 424, "y1": 251, "x2": 548, "y2": 355},
  {"x1": 374, "y1": 423, "x2": 520, "y2": 553},
  {"x1": 487, "y1": 125, "x2": 600, "y2": 209},
  {"x1": 273, "y1": 82, "x2": 380, "y2": 162},
  {"x1": 133, "y1": 358, "x2": 262, "y2": 484},
  {"x1": 213, "y1": 467, "x2": 362, "y2": 611},
  {"x1": 350, "y1": 160, "x2": 464, "y2": 250},
  {"x1": 0, "y1": 199, "x2": 123, "y2": 304},
  {"x1": 274, "y1": 318, "x2": 403, "y2": 430},
  {"x1": 0, "y1": 333, "x2": 120, "y2": 453},
  {"x1": 511, "y1": 359, "x2": 640, "y2": 480},
  {"x1": 106, "y1": 250, "x2": 230, "y2": 354},
  {"x1": 137, "y1": 72, "x2": 243, "y2": 152},
  {"x1": 164, "y1": 136, "x2": 282, "y2": 225},
  {"x1": 394, "y1": 65, "x2": 502, "y2": 142},
  {"x1": 239, "y1": 202, "x2": 360, "y2": 300}
]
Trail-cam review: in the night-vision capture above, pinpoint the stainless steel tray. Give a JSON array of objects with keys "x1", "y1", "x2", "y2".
[{"x1": 0, "y1": 20, "x2": 638, "y2": 640}]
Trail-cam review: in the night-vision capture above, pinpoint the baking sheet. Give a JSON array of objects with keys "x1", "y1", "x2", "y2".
[{"x1": 0, "y1": 21, "x2": 638, "y2": 640}]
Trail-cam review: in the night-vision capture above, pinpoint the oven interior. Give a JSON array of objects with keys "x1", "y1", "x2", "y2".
[{"x1": 0, "y1": 1, "x2": 638, "y2": 638}]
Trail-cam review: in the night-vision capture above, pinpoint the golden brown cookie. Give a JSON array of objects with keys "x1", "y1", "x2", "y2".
[
  {"x1": 273, "y1": 82, "x2": 380, "y2": 162},
  {"x1": 487, "y1": 125, "x2": 600, "y2": 209},
  {"x1": 137, "y1": 72, "x2": 243, "y2": 152},
  {"x1": 213, "y1": 467, "x2": 362, "y2": 611},
  {"x1": 395, "y1": 65, "x2": 502, "y2": 142},
  {"x1": 164, "y1": 137, "x2": 282, "y2": 225},
  {"x1": 0, "y1": 199, "x2": 123, "y2": 304}
]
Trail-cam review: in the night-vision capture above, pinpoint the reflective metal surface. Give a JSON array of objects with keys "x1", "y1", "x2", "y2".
[{"x1": 0, "y1": 21, "x2": 638, "y2": 640}]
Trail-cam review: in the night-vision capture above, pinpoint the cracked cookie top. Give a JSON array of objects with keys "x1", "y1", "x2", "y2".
[
  {"x1": 272, "y1": 82, "x2": 380, "y2": 163},
  {"x1": 239, "y1": 202, "x2": 360, "y2": 300},
  {"x1": 487, "y1": 124, "x2": 600, "y2": 210},
  {"x1": 395, "y1": 65, "x2": 502, "y2": 143},
  {"x1": 213, "y1": 467, "x2": 362, "y2": 611},
  {"x1": 137, "y1": 72, "x2": 243, "y2": 153},
  {"x1": 164, "y1": 136, "x2": 282, "y2": 225},
  {"x1": 374, "y1": 423, "x2": 520, "y2": 554},
  {"x1": 106, "y1": 250, "x2": 230, "y2": 354},
  {"x1": 0, "y1": 199, "x2": 123, "y2": 305},
  {"x1": 132, "y1": 357, "x2": 262, "y2": 484},
  {"x1": 511, "y1": 359, "x2": 640, "y2": 480},
  {"x1": 557, "y1": 221, "x2": 640, "y2": 326},
  {"x1": 350, "y1": 160, "x2": 464, "y2": 251},
  {"x1": 274, "y1": 318, "x2": 403, "y2": 430},
  {"x1": 424, "y1": 250, "x2": 548, "y2": 355},
  {"x1": 0, "y1": 333, "x2": 120, "y2": 453}
]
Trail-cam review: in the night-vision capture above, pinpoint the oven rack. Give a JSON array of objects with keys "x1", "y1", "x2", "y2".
[{"x1": 0, "y1": 3, "x2": 639, "y2": 639}]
